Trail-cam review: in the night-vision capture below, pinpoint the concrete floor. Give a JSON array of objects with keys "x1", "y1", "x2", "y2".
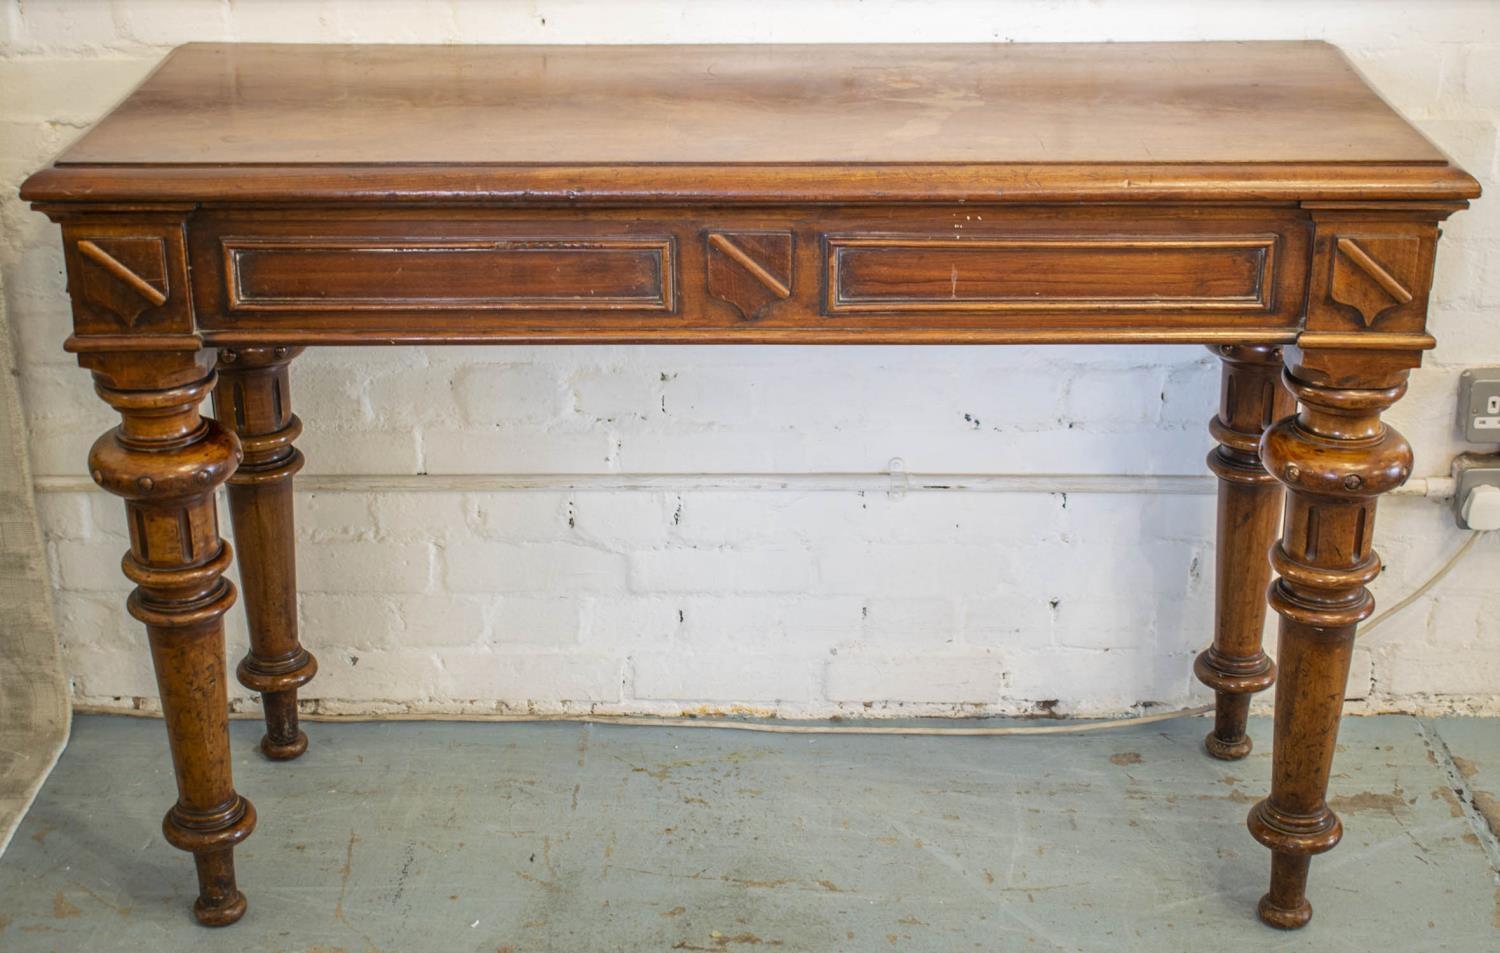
[{"x1": 0, "y1": 714, "x2": 1496, "y2": 952}]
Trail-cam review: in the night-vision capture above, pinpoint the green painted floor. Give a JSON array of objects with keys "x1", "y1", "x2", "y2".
[{"x1": 0, "y1": 714, "x2": 1495, "y2": 952}]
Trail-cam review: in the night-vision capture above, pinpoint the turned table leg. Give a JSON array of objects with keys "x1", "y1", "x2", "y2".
[
  {"x1": 84, "y1": 351, "x2": 256, "y2": 926},
  {"x1": 213, "y1": 346, "x2": 317, "y2": 760},
  {"x1": 1196, "y1": 345, "x2": 1293, "y2": 759},
  {"x1": 1249, "y1": 364, "x2": 1412, "y2": 929}
]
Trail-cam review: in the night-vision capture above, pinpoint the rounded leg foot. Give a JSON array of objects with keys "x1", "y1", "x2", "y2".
[
  {"x1": 240, "y1": 667, "x2": 316, "y2": 763},
  {"x1": 194, "y1": 889, "x2": 248, "y2": 927},
  {"x1": 168, "y1": 800, "x2": 255, "y2": 928},
  {"x1": 260, "y1": 729, "x2": 309, "y2": 761},
  {"x1": 1204, "y1": 730, "x2": 1253, "y2": 761},
  {"x1": 1194, "y1": 669, "x2": 1271, "y2": 763},
  {"x1": 1250, "y1": 834, "x2": 1328, "y2": 932},
  {"x1": 1257, "y1": 893, "x2": 1312, "y2": 930}
]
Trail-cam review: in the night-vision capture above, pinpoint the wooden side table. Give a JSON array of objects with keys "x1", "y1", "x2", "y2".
[{"x1": 21, "y1": 41, "x2": 1480, "y2": 929}]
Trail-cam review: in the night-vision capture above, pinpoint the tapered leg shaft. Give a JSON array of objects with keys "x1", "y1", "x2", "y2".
[
  {"x1": 214, "y1": 346, "x2": 317, "y2": 760},
  {"x1": 84, "y1": 351, "x2": 255, "y2": 926},
  {"x1": 1249, "y1": 364, "x2": 1412, "y2": 929},
  {"x1": 1196, "y1": 345, "x2": 1293, "y2": 759}
]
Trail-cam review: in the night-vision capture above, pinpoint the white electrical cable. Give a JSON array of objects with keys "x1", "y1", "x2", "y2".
[
  {"x1": 286, "y1": 704, "x2": 1217, "y2": 735},
  {"x1": 1360, "y1": 531, "x2": 1486, "y2": 637},
  {"x1": 82, "y1": 702, "x2": 1214, "y2": 734}
]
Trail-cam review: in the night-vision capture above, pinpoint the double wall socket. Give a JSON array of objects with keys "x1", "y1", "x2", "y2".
[{"x1": 1457, "y1": 368, "x2": 1500, "y2": 442}]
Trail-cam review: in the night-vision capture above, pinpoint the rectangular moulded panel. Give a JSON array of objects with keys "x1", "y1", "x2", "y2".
[
  {"x1": 223, "y1": 237, "x2": 675, "y2": 312},
  {"x1": 825, "y1": 237, "x2": 1277, "y2": 314}
]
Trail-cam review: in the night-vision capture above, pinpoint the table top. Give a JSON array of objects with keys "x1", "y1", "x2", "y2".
[{"x1": 22, "y1": 41, "x2": 1478, "y2": 205}]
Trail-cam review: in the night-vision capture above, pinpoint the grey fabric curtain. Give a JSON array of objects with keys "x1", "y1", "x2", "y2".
[{"x1": 0, "y1": 291, "x2": 69, "y2": 856}]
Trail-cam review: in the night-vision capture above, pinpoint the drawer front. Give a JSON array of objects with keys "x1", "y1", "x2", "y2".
[
  {"x1": 190, "y1": 207, "x2": 1310, "y2": 343},
  {"x1": 224, "y1": 237, "x2": 674, "y2": 312},
  {"x1": 826, "y1": 237, "x2": 1276, "y2": 314}
]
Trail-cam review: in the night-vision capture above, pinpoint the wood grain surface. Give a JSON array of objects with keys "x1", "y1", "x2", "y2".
[{"x1": 22, "y1": 42, "x2": 1478, "y2": 204}]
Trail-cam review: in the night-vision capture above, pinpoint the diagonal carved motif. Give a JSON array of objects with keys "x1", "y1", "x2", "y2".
[
  {"x1": 76, "y1": 236, "x2": 170, "y2": 328},
  {"x1": 1330, "y1": 236, "x2": 1417, "y2": 327},
  {"x1": 706, "y1": 231, "x2": 794, "y2": 320}
]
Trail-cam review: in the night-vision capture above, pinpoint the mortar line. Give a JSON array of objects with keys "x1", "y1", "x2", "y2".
[
  {"x1": 1413, "y1": 717, "x2": 1500, "y2": 879},
  {"x1": 30, "y1": 471, "x2": 1458, "y2": 498}
]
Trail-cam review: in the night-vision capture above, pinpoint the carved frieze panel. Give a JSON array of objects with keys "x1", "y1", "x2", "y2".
[
  {"x1": 77, "y1": 237, "x2": 169, "y2": 328},
  {"x1": 1329, "y1": 236, "x2": 1420, "y2": 327},
  {"x1": 1295, "y1": 213, "x2": 1447, "y2": 382},
  {"x1": 705, "y1": 230, "x2": 793, "y2": 320},
  {"x1": 1303, "y1": 216, "x2": 1439, "y2": 342},
  {"x1": 61, "y1": 217, "x2": 194, "y2": 345}
]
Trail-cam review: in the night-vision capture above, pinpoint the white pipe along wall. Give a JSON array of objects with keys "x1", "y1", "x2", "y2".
[{"x1": 3, "y1": 1, "x2": 1499, "y2": 720}]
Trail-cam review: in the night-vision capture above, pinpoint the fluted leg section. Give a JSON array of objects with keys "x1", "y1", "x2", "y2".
[
  {"x1": 84, "y1": 351, "x2": 255, "y2": 926},
  {"x1": 1196, "y1": 345, "x2": 1293, "y2": 760},
  {"x1": 1249, "y1": 366, "x2": 1413, "y2": 929},
  {"x1": 214, "y1": 345, "x2": 317, "y2": 760}
]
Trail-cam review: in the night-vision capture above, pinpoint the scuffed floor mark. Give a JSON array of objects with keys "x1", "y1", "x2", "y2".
[
  {"x1": 717, "y1": 875, "x2": 796, "y2": 890},
  {"x1": 1422, "y1": 725, "x2": 1500, "y2": 859},
  {"x1": 334, "y1": 830, "x2": 359, "y2": 927},
  {"x1": 632, "y1": 749, "x2": 771, "y2": 782},
  {"x1": 1329, "y1": 791, "x2": 1410, "y2": 816},
  {"x1": 516, "y1": 871, "x2": 561, "y2": 894},
  {"x1": 1476, "y1": 790, "x2": 1500, "y2": 842},
  {"x1": 633, "y1": 760, "x2": 696, "y2": 782},
  {"x1": 67, "y1": 880, "x2": 131, "y2": 917},
  {"x1": 1109, "y1": 752, "x2": 1143, "y2": 766},
  {"x1": 50, "y1": 892, "x2": 80, "y2": 918},
  {"x1": 1433, "y1": 786, "x2": 1466, "y2": 818},
  {"x1": 1453, "y1": 756, "x2": 1500, "y2": 842},
  {"x1": 672, "y1": 931, "x2": 784, "y2": 949},
  {"x1": 1417, "y1": 718, "x2": 1500, "y2": 915},
  {"x1": 519, "y1": 835, "x2": 562, "y2": 893}
]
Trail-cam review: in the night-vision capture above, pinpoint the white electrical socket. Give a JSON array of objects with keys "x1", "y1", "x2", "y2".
[
  {"x1": 1458, "y1": 369, "x2": 1500, "y2": 441},
  {"x1": 1452, "y1": 452, "x2": 1500, "y2": 530}
]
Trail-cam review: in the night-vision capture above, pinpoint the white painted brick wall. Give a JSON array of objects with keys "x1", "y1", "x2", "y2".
[{"x1": 3, "y1": 1, "x2": 1499, "y2": 720}]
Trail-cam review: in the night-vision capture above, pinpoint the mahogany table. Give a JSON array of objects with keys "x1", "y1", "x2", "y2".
[{"x1": 21, "y1": 41, "x2": 1480, "y2": 930}]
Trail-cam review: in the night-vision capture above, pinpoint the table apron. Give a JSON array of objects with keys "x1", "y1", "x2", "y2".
[{"x1": 183, "y1": 205, "x2": 1312, "y2": 345}]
